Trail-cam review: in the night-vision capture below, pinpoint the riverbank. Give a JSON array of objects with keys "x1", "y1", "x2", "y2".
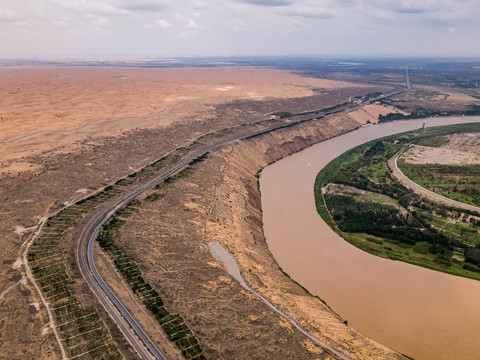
[
  {"x1": 111, "y1": 112, "x2": 405, "y2": 359},
  {"x1": 261, "y1": 116, "x2": 480, "y2": 360}
]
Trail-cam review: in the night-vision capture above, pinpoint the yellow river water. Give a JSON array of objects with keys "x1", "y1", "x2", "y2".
[{"x1": 261, "y1": 116, "x2": 480, "y2": 360}]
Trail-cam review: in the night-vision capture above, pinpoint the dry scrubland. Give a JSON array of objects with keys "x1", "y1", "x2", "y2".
[
  {"x1": 9, "y1": 63, "x2": 479, "y2": 359},
  {"x1": 402, "y1": 132, "x2": 480, "y2": 165},
  {"x1": 0, "y1": 65, "x2": 391, "y2": 359},
  {"x1": 8, "y1": 64, "x2": 478, "y2": 359}
]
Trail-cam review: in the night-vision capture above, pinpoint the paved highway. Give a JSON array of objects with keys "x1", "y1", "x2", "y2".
[
  {"x1": 76, "y1": 139, "x2": 243, "y2": 359},
  {"x1": 390, "y1": 147, "x2": 480, "y2": 214},
  {"x1": 75, "y1": 88, "x2": 409, "y2": 359}
]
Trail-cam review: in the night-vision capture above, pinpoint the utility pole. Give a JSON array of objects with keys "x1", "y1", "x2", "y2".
[{"x1": 405, "y1": 67, "x2": 412, "y2": 90}]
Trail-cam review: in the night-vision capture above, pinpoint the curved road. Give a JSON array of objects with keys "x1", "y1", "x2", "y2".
[
  {"x1": 76, "y1": 117, "x2": 358, "y2": 359},
  {"x1": 390, "y1": 147, "x2": 480, "y2": 214},
  {"x1": 77, "y1": 138, "x2": 246, "y2": 359}
]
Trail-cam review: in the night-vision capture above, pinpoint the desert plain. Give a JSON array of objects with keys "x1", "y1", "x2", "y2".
[{"x1": 0, "y1": 66, "x2": 358, "y2": 166}]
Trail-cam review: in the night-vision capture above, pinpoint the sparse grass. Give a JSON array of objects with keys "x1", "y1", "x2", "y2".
[
  {"x1": 415, "y1": 89, "x2": 441, "y2": 97},
  {"x1": 165, "y1": 153, "x2": 209, "y2": 185},
  {"x1": 414, "y1": 135, "x2": 450, "y2": 147},
  {"x1": 145, "y1": 192, "x2": 163, "y2": 202},
  {"x1": 94, "y1": 152, "x2": 215, "y2": 358}
]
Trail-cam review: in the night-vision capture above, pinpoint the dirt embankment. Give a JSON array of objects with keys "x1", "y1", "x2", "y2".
[
  {"x1": 444, "y1": 132, "x2": 480, "y2": 156},
  {"x1": 114, "y1": 113, "x2": 405, "y2": 359},
  {"x1": 348, "y1": 104, "x2": 407, "y2": 124}
]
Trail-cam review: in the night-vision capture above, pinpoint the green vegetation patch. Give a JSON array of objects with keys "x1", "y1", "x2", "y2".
[
  {"x1": 271, "y1": 111, "x2": 293, "y2": 118},
  {"x1": 414, "y1": 135, "x2": 450, "y2": 147},
  {"x1": 145, "y1": 192, "x2": 163, "y2": 202},
  {"x1": 314, "y1": 123, "x2": 480, "y2": 281},
  {"x1": 165, "y1": 153, "x2": 209, "y2": 185},
  {"x1": 415, "y1": 89, "x2": 441, "y2": 97}
]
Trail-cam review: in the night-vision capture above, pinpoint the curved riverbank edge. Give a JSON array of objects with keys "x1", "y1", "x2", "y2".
[
  {"x1": 312, "y1": 123, "x2": 480, "y2": 282},
  {"x1": 260, "y1": 116, "x2": 480, "y2": 360},
  {"x1": 91, "y1": 111, "x2": 406, "y2": 359}
]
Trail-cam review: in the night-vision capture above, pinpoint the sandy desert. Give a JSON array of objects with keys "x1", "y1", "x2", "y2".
[{"x1": 0, "y1": 66, "x2": 359, "y2": 166}]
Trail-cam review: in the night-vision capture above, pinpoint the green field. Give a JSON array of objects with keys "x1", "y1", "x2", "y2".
[
  {"x1": 398, "y1": 160, "x2": 480, "y2": 207},
  {"x1": 415, "y1": 89, "x2": 442, "y2": 97}
]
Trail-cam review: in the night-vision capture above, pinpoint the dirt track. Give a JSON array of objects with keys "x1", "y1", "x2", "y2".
[{"x1": 209, "y1": 241, "x2": 356, "y2": 360}]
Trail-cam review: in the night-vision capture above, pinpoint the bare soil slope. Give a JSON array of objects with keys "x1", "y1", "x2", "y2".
[
  {"x1": 402, "y1": 132, "x2": 480, "y2": 165},
  {"x1": 114, "y1": 114, "x2": 405, "y2": 359},
  {"x1": 348, "y1": 104, "x2": 406, "y2": 124}
]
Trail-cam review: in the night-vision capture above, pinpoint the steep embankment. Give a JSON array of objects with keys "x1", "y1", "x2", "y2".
[{"x1": 113, "y1": 113, "x2": 405, "y2": 359}]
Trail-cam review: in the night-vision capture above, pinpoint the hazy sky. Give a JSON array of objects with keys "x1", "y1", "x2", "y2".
[{"x1": 1, "y1": 0, "x2": 480, "y2": 58}]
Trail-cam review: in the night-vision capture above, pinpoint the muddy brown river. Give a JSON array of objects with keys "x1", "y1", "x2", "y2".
[{"x1": 261, "y1": 116, "x2": 480, "y2": 360}]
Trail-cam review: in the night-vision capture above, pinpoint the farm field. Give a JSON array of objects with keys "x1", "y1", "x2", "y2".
[{"x1": 398, "y1": 132, "x2": 480, "y2": 206}]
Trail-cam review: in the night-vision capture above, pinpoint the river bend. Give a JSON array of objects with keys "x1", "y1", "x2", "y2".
[{"x1": 261, "y1": 116, "x2": 480, "y2": 360}]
